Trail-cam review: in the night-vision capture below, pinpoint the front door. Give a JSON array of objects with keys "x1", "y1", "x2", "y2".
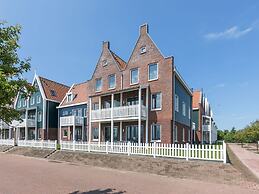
[
  {"x1": 126, "y1": 125, "x2": 144, "y2": 143},
  {"x1": 104, "y1": 126, "x2": 118, "y2": 142}
]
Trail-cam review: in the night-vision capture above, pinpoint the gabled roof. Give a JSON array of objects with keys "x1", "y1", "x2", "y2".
[
  {"x1": 192, "y1": 90, "x2": 202, "y2": 109},
  {"x1": 38, "y1": 76, "x2": 70, "y2": 102},
  {"x1": 58, "y1": 81, "x2": 88, "y2": 108},
  {"x1": 110, "y1": 51, "x2": 127, "y2": 70}
]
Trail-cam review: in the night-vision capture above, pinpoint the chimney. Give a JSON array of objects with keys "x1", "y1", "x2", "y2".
[
  {"x1": 140, "y1": 23, "x2": 149, "y2": 35},
  {"x1": 102, "y1": 41, "x2": 110, "y2": 50}
]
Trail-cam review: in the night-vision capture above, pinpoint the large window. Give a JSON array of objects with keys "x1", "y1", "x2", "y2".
[
  {"x1": 151, "y1": 124, "x2": 161, "y2": 141},
  {"x1": 95, "y1": 78, "x2": 102, "y2": 92},
  {"x1": 108, "y1": 74, "x2": 116, "y2": 89},
  {"x1": 37, "y1": 111, "x2": 42, "y2": 122},
  {"x1": 151, "y1": 92, "x2": 162, "y2": 110},
  {"x1": 148, "y1": 63, "x2": 158, "y2": 81},
  {"x1": 182, "y1": 101, "x2": 186, "y2": 116},
  {"x1": 130, "y1": 68, "x2": 139, "y2": 85},
  {"x1": 174, "y1": 125, "x2": 178, "y2": 142},
  {"x1": 126, "y1": 125, "x2": 143, "y2": 142},
  {"x1": 37, "y1": 96, "x2": 41, "y2": 104},
  {"x1": 93, "y1": 128, "x2": 99, "y2": 140},
  {"x1": 175, "y1": 95, "x2": 179, "y2": 112}
]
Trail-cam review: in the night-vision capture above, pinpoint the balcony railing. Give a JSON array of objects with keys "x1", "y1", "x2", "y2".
[
  {"x1": 60, "y1": 116, "x2": 84, "y2": 126},
  {"x1": 91, "y1": 105, "x2": 147, "y2": 121},
  {"x1": 202, "y1": 124, "x2": 211, "y2": 131},
  {"x1": 10, "y1": 118, "x2": 36, "y2": 128}
]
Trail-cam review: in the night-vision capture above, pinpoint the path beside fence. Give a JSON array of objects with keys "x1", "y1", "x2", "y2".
[{"x1": 60, "y1": 141, "x2": 227, "y2": 163}]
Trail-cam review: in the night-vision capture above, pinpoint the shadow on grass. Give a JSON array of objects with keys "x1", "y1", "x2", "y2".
[{"x1": 70, "y1": 188, "x2": 126, "y2": 194}]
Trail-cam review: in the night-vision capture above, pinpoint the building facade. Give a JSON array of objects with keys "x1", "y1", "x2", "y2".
[
  {"x1": 192, "y1": 90, "x2": 217, "y2": 144},
  {"x1": 10, "y1": 74, "x2": 69, "y2": 140}
]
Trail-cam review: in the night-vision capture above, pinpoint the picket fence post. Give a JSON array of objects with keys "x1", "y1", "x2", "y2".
[
  {"x1": 127, "y1": 142, "x2": 131, "y2": 156},
  {"x1": 153, "y1": 142, "x2": 156, "y2": 158},
  {"x1": 106, "y1": 141, "x2": 109, "y2": 154},
  {"x1": 186, "y1": 143, "x2": 189, "y2": 161},
  {"x1": 54, "y1": 140, "x2": 57, "y2": 150},
  {"x1": 223, "y1": 141, "x2": 227, "y2": 164}
]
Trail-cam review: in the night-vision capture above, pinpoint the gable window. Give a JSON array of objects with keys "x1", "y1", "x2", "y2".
[
  {"x1": 182, "y1": 128, "x2": 185, "y2": 142},
  {"x1": 174, "y1": 125, "x2": 178, "y2": 142},
  {"x1": 151, "y1": 92, "x2": 162, "y2": 110},
  {"x1": 182, "y1": 101, "x2": 186, "y2": 116},
  {"x1": 23, "y1": 99, "x2": 27, "y2": 107},
  {"x1": 37, "y1": 96, "x2": 41, "y2": 104},
  {"x1": 18, "y1": 100, "x2": 22, "y2": 108},
  {"x1": 93, "y1": 128, "x2": 99, "y2": 140},
  {"x1": 108, "y1": 74, "x2": 116, "y2": 89},
  {"x1": 96, "y1": 78, "x2": 102, "y2": 92},
  {"x1": 30, "y1": 97, "x2": 35, "y2": 105},
  {"x1": 151, "y1": 124, "x2": 161, "y2": 141},
  {"x1": 102, "y1": 59, "x2": 108, "y2": 66},
  {"x1": 148, "y1": 63, "x2": 158, "y2": 81},
  {"x1": 175, "y1": 95, "x2": 179, "y2": 112},
  {"x1": 140, "y1": 46, "x2": 146, "y2": 54},
  {"x1": 50, "y1": 90, "x2": 56, "y2": 97},
  {"x1": 67, "y1": 93, "x2": 73, "y2": 102},
  {"x1": 130, "y1": 68, "x2": 139, "y2": 85},
  {"x1": 37, "y1": 111, "x2": 42, "y2": 122}
]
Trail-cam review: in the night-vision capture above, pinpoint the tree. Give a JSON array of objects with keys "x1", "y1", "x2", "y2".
[{"x1": 0, "y1": 22, "x2": 34, "y2": 123}]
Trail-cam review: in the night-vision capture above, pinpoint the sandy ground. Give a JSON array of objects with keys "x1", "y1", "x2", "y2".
[
  {"x1": 6, "y1": 146, "x2": 55, "y2": 158},
  {"x1": 0, "y1": 153, "x2": 259, "y2": 194}
]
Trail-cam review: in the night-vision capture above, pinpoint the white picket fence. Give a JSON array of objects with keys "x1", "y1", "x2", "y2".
[
  {"x1": 60, "y1": 141, "x2": 227, "y2": 163},
  {"x1": 17, "y1": 139, "x2": 57, "y2": 149},
  {"x1": 0, "y1": 139, "x2": 15, "y2": 146}
]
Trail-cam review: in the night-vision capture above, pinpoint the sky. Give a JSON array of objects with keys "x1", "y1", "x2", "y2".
[{"x1": 1, "y1": 0, "x2": 259, "y2": 130}]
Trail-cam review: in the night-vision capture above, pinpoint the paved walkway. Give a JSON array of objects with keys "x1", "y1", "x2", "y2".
[
  {"x1": 228, "y1": 144, "x2": 259, "y2": 180},
  {"x1": 0, "y1": 153, "x2": 258, "y2": 194}
]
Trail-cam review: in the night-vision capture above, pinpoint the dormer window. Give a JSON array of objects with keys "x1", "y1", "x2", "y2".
[
  {"x1": 67, "y1": 93, "x2": 73, "y2": 102},
  {"x1": 102, "y1": 59, "x2": 108, "y2": 66},
  {"x1": 140, "y1": 46, "x2": 146, "y2": 54},
  {"x1": 50, "y1": 89, "x2": 56, "y2": 97}
]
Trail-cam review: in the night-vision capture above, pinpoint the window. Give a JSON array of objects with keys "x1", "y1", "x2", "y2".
[
  {"x1": 37, "y1": 111, "x2": 42, "y2": 122},
  {"x1": 140, "y1": 46, "x2": 146, "y2": 54},
  {"x1": 50, "y1": 90, "x2": 56, "y2": 96},
  {"x1": 93, "y1": 128, "x2": 99, "y2": 140},
  {"x1": 83, "y1": 108, "x2": 87, "y2": 117},
  {"x1": 18, "y1": 100, "x2": 21, "y2": 108},
  {"x1": 78, "y1": 109, "x2": 82, "y2": 117},
  {"x1": 148, "y1": 63, "x2": 158, "y2": 81},
  {"x1": 102, "y1": 59, "x2": 108, "y2": 66},
  {"x1": 188, "y1": 129, "x2": 190, "y2": 142},
  {"x1": 30, "y1": 97, "x2": 35, "y2": 105},
  {"x1": 151, "y1": 92, "x2": 162, "y2": 110},
  {"x1": 23, "y1": 99, "x2": 27, "y2": 107},
  {"x1": 67, "y1": 93, "x2": 73, "y2": 102},
  {"x1": 182, "y1": 101, "x2": 186, "y2": 116},
  {"x1": 151, "y1": 124, "x2": 161, "y2": 141},
  {"x1": 174, "y1": 125, "x2": 178, "y2": 142},
  {"x1": 108, "y1": 74, "x2": 116, "y2": 89},
  {"x1": 175, "y1": 95, "x2": 179, "y2": 112},
  {"x1": 63, "y1": 111, "x2": 69, "y2": 116},
  {"x1": 182, "y1": 128, "x2": 185, "y2": 142},
  {"x1": 92, "y1": 103, "x2": 99, "y2": 110},
  {"x1": 130, "y1": 68, "x2": 139, "y2": 85},
  {"x1": 96, "y1": 78, "x2": 102, "y2": 92},
  {"x1": 37, "y1": 96, "x2": 41, "y2": 104},
  {"x1": 63, "y1": 129, "x2": 68, "y2": 137},
  {"x1": 72, "y1": 109, "x2": 77, "y2": 116},
  {"x1": 188, "y1": 107, "x2": 191, "y2": 119}
]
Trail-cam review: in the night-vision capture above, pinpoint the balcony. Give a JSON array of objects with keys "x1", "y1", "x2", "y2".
[
  {"x1": 202, "y1": 124, "x2": 211, "y2": 131},
  {"x1": 10, "y1": 119, "x2": 36, "y2": 128},
  {"x1": 60, "y1": 116, "x2": 84, "y2": 127},
  {"x1": 91, "y1": 105, "x2": 147, "y2": 121}
]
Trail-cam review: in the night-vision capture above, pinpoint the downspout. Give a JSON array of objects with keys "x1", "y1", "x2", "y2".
[{"x1": 173, "y1": 66, "x2": 176, "y2": 144}]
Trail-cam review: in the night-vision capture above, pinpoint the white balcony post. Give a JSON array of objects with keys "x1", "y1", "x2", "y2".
[
  {"x1": 82, "y1": 119, "x2": 84, "y2": 141},
  {"x1": 138, "y1": 87, "x2": 142, "y2": 144},
  {"x1": 120, "y1": 121, "x2": 122, "y2": 141},
  {"x1": 9, "y1": 127, "x2": 12, "y2": 139},
  {"x1": 111, "y1": 94, "x2": 114, "y2": 145},
  {"x1": 98, "y1": 122, "x2": 101, "y2": 144},
  {"x1": 89, "y1": 97, "x2": 92, "y2": 143},
  {"x1": 145, "y1": 88, "x2": 149, "y2": 143},
  {"x1": 73, "y1": 123, "x2": 76, "y2": 141},
  {"x1": 25, "y1": 110, "x2": 28, "y2": 140}
]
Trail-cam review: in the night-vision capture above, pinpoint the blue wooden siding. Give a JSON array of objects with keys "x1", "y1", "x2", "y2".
[{"x1": 175, "y1": 77, "x2": 192, "y2": 127}]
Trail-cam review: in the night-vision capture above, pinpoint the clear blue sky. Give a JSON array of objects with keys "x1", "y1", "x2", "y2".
[{"x1": 1, "y1": 0, "x2": 259, "y2": 130}]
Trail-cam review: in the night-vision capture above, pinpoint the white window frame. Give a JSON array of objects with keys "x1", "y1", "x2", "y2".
[
  {"x1": 175, "y1": 94, "x2": 179, "y2": 112},
  {"x1": 130, "y1": 68, "x2": 139, "y2": 85},
  {"x1": 140, "y1": 46, "x2": 146, "y2": 54},
  {"x1": 182, "y1": 128, "x2": 185, "y2": 142},
  {"x1": 148, "y1": 63, "x2": 158, "y2": 81},
  {"x1": 37, "y1": 111, "x2": 42, "y2": 122},
  {"x1": 23, "y1": 99, "x2": 27, "y2": 107},
  {"x1": 174, "y1": 125, "x2": 178, "y2": 142},
  {"x1": 93, "y1": 127, "x2": 99, "y2": 141},
  {"x1": 182, "y1": 101, "x2": 186, "y2": 116},
  {"x1": 30, "y1": 97, "x2": 35, "y2": 105},
  {"x1": 18, "y1": 100, "x2": 22, "y2": 108},
  {"x1": 108, "y1": 74, "x2": 116, "y2": 89},
  {"x1": 151, "y1": 124, "x2": 161, "y2": 142},
  {"x1": 37, "y1": 96, "x2": 41, "y2": 104},
  {"x1": 95, "y1": 78, "x2": 102, "y2": 92},
  {"x1": 151, "y1": 92, "x2": 162, "y2": 111},
  {"x1": 67, "y1": 93, "x2": 73, "y2": 102}
]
